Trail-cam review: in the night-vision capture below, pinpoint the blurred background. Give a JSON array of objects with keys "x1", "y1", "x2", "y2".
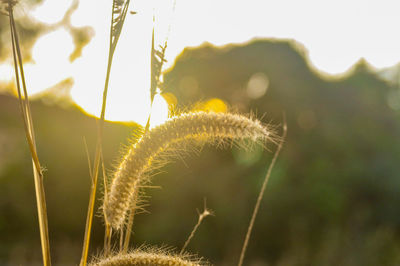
[{"x1": 1, "y1": 0, "x2": 400, "y2": 265}]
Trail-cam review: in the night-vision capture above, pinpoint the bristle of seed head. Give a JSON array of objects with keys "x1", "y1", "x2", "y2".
[{"x1": 103, "y1": 111, "x2": 274, "y2": 229}]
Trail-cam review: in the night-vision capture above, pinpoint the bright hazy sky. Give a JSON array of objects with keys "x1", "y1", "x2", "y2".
[{"x1": 1, "y1": 0, "x2": 399, "y2": 124}]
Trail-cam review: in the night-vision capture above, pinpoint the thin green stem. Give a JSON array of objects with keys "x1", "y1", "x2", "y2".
[
  {"x1": 180, "y1": 200, "x2": 213, "y2": 255},
  {"x1": 238, "y1": 121, "x2": 287, "y2": 266},
  {"x1": 80, "y1": 1, "x2": 131, "y2": 265}
]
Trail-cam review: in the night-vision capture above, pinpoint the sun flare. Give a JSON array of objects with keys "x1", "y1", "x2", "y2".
[{"x1": 24, "y1": 0, "x2": 171, "y2": 126}]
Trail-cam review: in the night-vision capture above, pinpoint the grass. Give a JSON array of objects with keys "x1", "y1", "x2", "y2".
[
  {"x1": 3, "y1": 0, "x2": 286, "y2": 265},
  {"x1": 5, "y1": 1, "x2": 51, "y2": 265},
  {"x1": 89, "y1": 246, "x2": 205, "y2": 266},
  {"x1": 80, "y1": 1, "x2": 131, "y2": 265},
  {"x1": 103, "y1": 111, "x2": 276, "y2": 229}
]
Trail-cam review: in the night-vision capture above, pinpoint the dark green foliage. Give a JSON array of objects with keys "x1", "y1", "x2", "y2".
[{"x1": 163, "y1": 39, "x2": 400, "y2": 265}]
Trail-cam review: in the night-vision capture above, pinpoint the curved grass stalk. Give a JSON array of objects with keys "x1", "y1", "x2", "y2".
[
  {"x1": 104, "y1": 111, "x2": 275, "y2": 229},
  {"x1": 238, "y1": 121, "x2": 287, "y2": 266},
  {"x1": 180, "y1": 200, "x2": 213, "y2": 255}
]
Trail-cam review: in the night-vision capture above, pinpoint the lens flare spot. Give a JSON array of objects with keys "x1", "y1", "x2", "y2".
[
  {"x1": 204, "y1": 98, "x2": 228, "y2": 112},
  {"x1": 192, "y1": 98, "x2": 228, "y2": 113},
  {"x1": 246, "y1": 72, "x2": 269, "y2": 99}
]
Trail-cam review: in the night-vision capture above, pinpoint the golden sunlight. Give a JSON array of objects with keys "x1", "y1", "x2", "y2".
[
  {"x1": 70, "y1": 0, "x2": 169, "y2": 125},
  {"x1": 25, "y1": 29, "x2": 74, "y2": 95},
  {"x1": 2, "y1": 0, "x2": 400, "y2": 122},
  {"x1": 27, "y1": 0, "x2": 170, "y2": 126},
  {"x1": 0, "y1": 64, "x2": 13, "y2": 82},
  {"x1": 31, "y1": 0, "x2": 73, "y2": 24}
]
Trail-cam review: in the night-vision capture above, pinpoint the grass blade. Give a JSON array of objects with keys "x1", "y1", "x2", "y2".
[
  {"x1": 8, "y1": 4, "x2": 51, "y2": 265},
  {"x1": 80, "y1": 1, "x2": 131, "y2": 265},
  {"x1": 180, "y1": 200, "x2": 213, "y2": 255},
  {"x1": 238, "y1": 119, "x2": 287, "y2": 266}
]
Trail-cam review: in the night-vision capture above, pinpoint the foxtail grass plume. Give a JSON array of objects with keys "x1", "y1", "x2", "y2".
[
  {"x1": 90, "y1": 247, "x2": 205, "y2": 266},
  {"x1": 104, "y1": 111, "x2": 275, "y2": 229},
  {"x1": 90, "y1": 252, "x2": 201, "y2": 266}
]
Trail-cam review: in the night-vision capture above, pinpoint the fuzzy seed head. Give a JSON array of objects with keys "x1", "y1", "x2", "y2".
[
  {"x1": 104, "y1": 111, "x2": 274, "y2": 229},
  {"x1": 90, "y1": 250, "x2": 205, "y2": 266}
]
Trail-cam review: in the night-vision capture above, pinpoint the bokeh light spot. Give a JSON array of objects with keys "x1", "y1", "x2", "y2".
[
  {"x1": 191, "y1": 98, "x2": 227, "y2": 113},
  {"x1": 246, "y1": 72, "x2": 269, "y2": 99},
  {"x1": 203, "y1": 98, "x2": 228, "y2": 112}
]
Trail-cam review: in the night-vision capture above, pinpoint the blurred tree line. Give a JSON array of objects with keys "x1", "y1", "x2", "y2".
[{"x1": 162, "y1": 40, "x2": 400, "y2": 265}]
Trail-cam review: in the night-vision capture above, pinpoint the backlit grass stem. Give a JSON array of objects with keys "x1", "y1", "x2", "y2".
[
  {"x1": 80, "y1": 1, "x2": 131, "y2": 265},
  {"x1": 180, "y1": 201, "x2": 213, "y2": 255},
  {"x1": 8, "y1": 3, "x2": 51, "y2": 265},
  {"x1": 238, "y1": 121, "x2": 287, "y2": 266}
]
